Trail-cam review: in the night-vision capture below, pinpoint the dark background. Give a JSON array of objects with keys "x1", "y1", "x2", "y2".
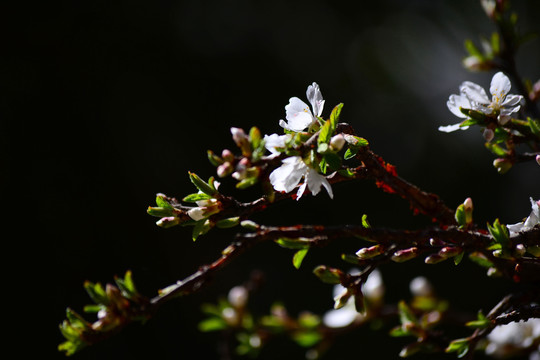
[{"x1": 5, "y1": 0, "x2": 540, "y2": 359}]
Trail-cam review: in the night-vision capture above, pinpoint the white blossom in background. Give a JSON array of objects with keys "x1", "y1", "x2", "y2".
[
  {"x1": 409, "y1": 276, "x2": 434, "y2": 297},
  {"x1": 485, "y1": 319, "x2": 540, "y2": 358},
  {"x1": 269, "y1": 156, "x2": 333, "y2": 200},
  {"x1": 322, "y1": 270, "x2": 384, "y2": 328},
  {"x1": 507, "y1": 198, "x2": 540, "y2": 237},
  {"x1": 441, "y1": 72, "x2": 523, "y2": 132},
  {"x1": 279, "y1": 82, "x2": 325, "y2": 132}
]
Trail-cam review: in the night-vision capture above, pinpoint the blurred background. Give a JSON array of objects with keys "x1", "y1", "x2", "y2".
[{"x1": 5, "y1": 0, "x2": 540, "y2": 359}]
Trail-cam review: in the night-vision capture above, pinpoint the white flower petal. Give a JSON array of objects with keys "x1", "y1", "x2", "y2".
[
  {"x1": 501, "y1": 94, "x2": 523, "y2": 107},
  {"x1": 490, "y1": 72, "x2": 511, "y2": 102},
  {"x1": 460, "y1": 81, "x2": 490, "y2": 104},
  {"x1": 363, "y1": 269, "x2": 384, "y2": 301},
  {"x1": 322, "y1": 307, "x2": 358, "y2": 328},
  {"x1": 305, "y1": 168, "x2": 333, "y2": 198},
  {"x1": 438, "y1": 123, "x2": 469, "y2": 133},
  {"x1": 447, "y1": 94, "x2": 471, "y2": 118},
  {"x1": 282, "y1": 97, "x2": 315, "y2": 131},
  {"x1": 264, "y1": 133, "x2": 289, "y2": 156},
  {"x1": 269, "y1": 156, "x2": 307, "y2": 193},
  {"x1": 296, "y1": 182, "x2": 308, "y2": 200},
  {"x1": 306, "y1": 82, "x2": 324, "y2": 117}
]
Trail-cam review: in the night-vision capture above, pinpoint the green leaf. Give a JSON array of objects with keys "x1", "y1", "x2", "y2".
[
  {"x1": 293, "y1": 331, "x2": 322, "y2": 347},
  {"x1": 147, "y1": 206, "x2": 174, "y2": 217},
  {"x1": 389, "y1": 326, "x2": 412, "y2": 337},
  {"x1": 398, "y1": 301, "x2": 417, "y2": 325},
  {"x1": 446, "y1": 338, "x2": 470, "y2": 358},
  {"x1": 249, "y1": 126, "x2": 262, "y2": 150},
  {"x1": 236, "y1": 177, "x2": 258, "y2": 189},
  {"x1": 323, "y1": 152, "x2": 342, "y2": 171},
  {"x1": 275, "y1": 237, "x2": 310, "y2": 250},
  {"x1": 529, "y1": 117, "x2": 540, "y2": 137},
  {"x1": 156, "y1": 194, "x2": 174, "y2": 209},
  {"x1": 189, "y1": 172, "x2": 218, "y2": 196},
  {"x1": 464, "y1": 39, "x2": 483, "y2": 57},
  {"x1": 84, "y1": 282, "x2": 108, "y2": 305},
  {"x1": 361, "y1": 214, "x2": 370, "y2": 228},
  {"x1": 293, "y1": 249, "x2": 309, "y2": 269},
  {"x1": 485, "y1": 142, "x2": 508, "y2": 156},
  {"x1": 329, "y1": 103, "x2": 344, "y2": 130},
  {"x1": 455, "y1": 204, "x2": 467, "y2": 228},
  {"x1": 454, "y1": 252, "x2": 464, "y2": 265},
  {"x1": 344, "y1": 147, "x2": 358, "y2": 160},
  {"x1": 466, "y1": 319, "x2": 490, "y2": 329},
  {"x1": 198, "y1": 317, "x2": 228, "y2": 332},
  {"x1": 468, "y1": 252, "x2": 494, "y2": 268},
  {"x1": 182, "y1": 193, "x2": 212, "y2": 202},
  {"x1": 487, "y1": 218, "x2": 509, "y2": 248},
  {"x1": 83, "y1": 304, "x2": 103, "y2": 313},
  {"x1": 207, "y1": 150, "x2": 223, "y2": 167},
  {"x1": 318, "y1": 120, "x2": 332, "y2": 145},
  {"x1": 192, "y1": 219, "x2": 212, "y2": 241}
]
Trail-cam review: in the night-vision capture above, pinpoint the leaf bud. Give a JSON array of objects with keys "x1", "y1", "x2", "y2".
[
  {"x1": 330, "y1": 134, "x2": 346, "y2": 151},
  {"x1": 424, "y1": 254, "x2": 446, "y2": 264},
  {"x1": 391, "y1": 247, "x2": 418, "y2": 263},
  {"x1": 438, "y1": 246, "x2": 462, "y2": 258}
]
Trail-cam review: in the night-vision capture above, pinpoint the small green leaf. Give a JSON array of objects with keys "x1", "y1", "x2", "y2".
[
  {"x1": 293, "y1": 248, "x2": 309, "y2": 269},
  {"x1": 398, "y1": 301, "x2": 417, "y2": 325},
  {"x1": 344, "y1": 147, "x2": 358, "y2": 160},
  {"x1": 293, "y1": 331, "x2": 322, "y2": 347},
  {"x1": 192, "y1": 219, "x2": 212, "y2": 241},
  {"x1": 454, "y1": 252, "x2": 464, "y2": 265},
  {"x1": 464, "y1": 39, "x2": 483, "y2": 58},
  {"x1": 323, "y1": 152, "x2": 342, "y2": 171},
  {"x1": 189, "y1": 172, "x2": 218, "y2": 196},
  {"x1": 468, "y1": 252, "x2": 494, "y2": 268},
  {"x1": 528, "y1": 117, "x2": 540, "y2": 137},
  {"x1": 156, "y1": 194, "x2": 174, "y2": 209},
  {"x1": 318, "y1": 120, "x2": 332, "y2": 145},
  {"x1": 329, "y1": 103, "x2": 344, "y2": 130},
  {"x1": 485, "y1": 142, "x2": 508, "y2": 156},
  {"x1": 183, "y1": 193, "x2": 212, "y2": 202},
  {"x1": 487, "y1": 218, "x2": 509, "y2": 248},
  {"x1": 361, "y1": 214, "x2": 370, "y2": 228},
  {"x1": 389, "y1": 326, "x2": 412, "y2": 337},
  {"x1": 147, "y1": 206, "x2": 174, "y2": 217},
  {"x1": 275, "y1": 237, "x2": 310, "y2": 250},
  {"x1": 446, "y1": 338, "x2": 470, "y2": 358},
  {"x1": 249, "y1": 126, "x2": 262, "y2": 150},
  {"x1": 466, "y1": 319, "x2": 490, "y2": 329},
  {"x1": 84, "y1": 282, "x2": 108, "y2": 305},
  {"x1": 236, "y1": 177, "x2": 258, "y2": 189},
  {"x1": 207, "y1": 150, "x2": 223, "y2": 167}
]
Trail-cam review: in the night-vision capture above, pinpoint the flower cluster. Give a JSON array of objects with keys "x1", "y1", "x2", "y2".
[{"x1": 440, "y1": 72, "x2": 523, "y2": 133}]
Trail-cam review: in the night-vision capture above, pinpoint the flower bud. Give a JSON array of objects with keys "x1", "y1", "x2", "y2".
[
  {"x1": 514, "y1": 244, "x2": 526, "y2": 257},
  {"x1": 438, "y1": 246, "x2": 462, "y2": 258},
  {"x1": 221, "y1": 149, "x2": 235, "y2": 162},
  {"x1": 330, "y1": 134, "x2": 346, "y2": 151},
  {"x1": 493, "y1": 158, "x2": 512, "y2": 174},
  {"x1": 483, "y1": 128, "x2": 495, "y2": 142},
  {"x1": 409, "y1": 276, "x2": 433, "y2": 297},
  {"x1": 480, "y1": 0, "x2": 496, "y2": 18},
  {"x1": 536, "y1": 155, "x2": 540, "y2": 166},
  {"x1": 391, "y1": 247, "x2": 418, "y2": 263},
  {"x1": 217, "y1": 162, "x2": 233, "y2": 178},
  {"x1": 355, "y1": 245, "x2": 384, "y2": 259},
  {"x1": 424, "y1": 254, "x2": 446, "y2": 264},
  {"x1": 156, "y1": 216, "x2": 181, "y2": 228},
  {"x1": 228, "y1": 286, "x2": 249, "y2": 308}
]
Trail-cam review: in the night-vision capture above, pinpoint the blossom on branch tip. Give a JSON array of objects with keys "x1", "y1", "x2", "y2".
[
  {"x1": 279, "y1": 82, "x2": 325, "y2": 132},
  {"x1": 263, "y1": 133, "x2": 291, "y2": 158},
  {"x1": 269, "y1": 156, "x2": 333, "y2": 200},
  {"x1": 441, "y1": 72, "x2": 523, "y2": 132},
  {"x1": 507, "y1": 198, "x2": 540, "y2": 237}
]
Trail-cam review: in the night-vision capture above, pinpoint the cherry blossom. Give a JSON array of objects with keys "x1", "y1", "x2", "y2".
[{"x1": 279, "y1": 82, "x2": 325, "y2": 132}]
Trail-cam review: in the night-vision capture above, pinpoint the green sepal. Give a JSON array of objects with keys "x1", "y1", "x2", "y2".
[
  {"x1": 293, "y1": 248, "x2": 309, "y2": 269},
  {"x1": 215, "y1": 217, "x2": 240, "y2": 229},
  {"x1": 459, "y1": 118, "x2": 481, "y2": 127},
  {"x1": 312, "y1": 265, "x2": 343, "y2": 284},
  {"x1": 189, "y1": 172, "x2": 218, "y2": 196},
  {"x1": 183, "y1": 193, "x2": 212, "y2": 202},
  {"x1": 461, "y1": 108, "x2": 488, "y2": 122}
]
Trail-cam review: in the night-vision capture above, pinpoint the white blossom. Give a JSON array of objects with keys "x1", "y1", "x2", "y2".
[
  {"x1": 485, "y1": 319, "x2": 540, "y2": 358},
  {"x1": 279, "y1": 82, "x2": 325, "y2": 132},
  {"x1": 507, "y1": 198, "x2": 540, "y2": 237},
  {"x1": 409, "y1": 276, "x2": 434, "y2": 297},
  {"x1": 263, "y1": 133, "x2": 291, "y2": 158},
  {"x1": 269, "y1": 156, "x2": 333, "y2": 200},
  {"x1": 322, "y1": 270, "x2": 383, "y2": 328},
  {"x1": 441, "y1": 72, "x2": 523, "y2": 132}
]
